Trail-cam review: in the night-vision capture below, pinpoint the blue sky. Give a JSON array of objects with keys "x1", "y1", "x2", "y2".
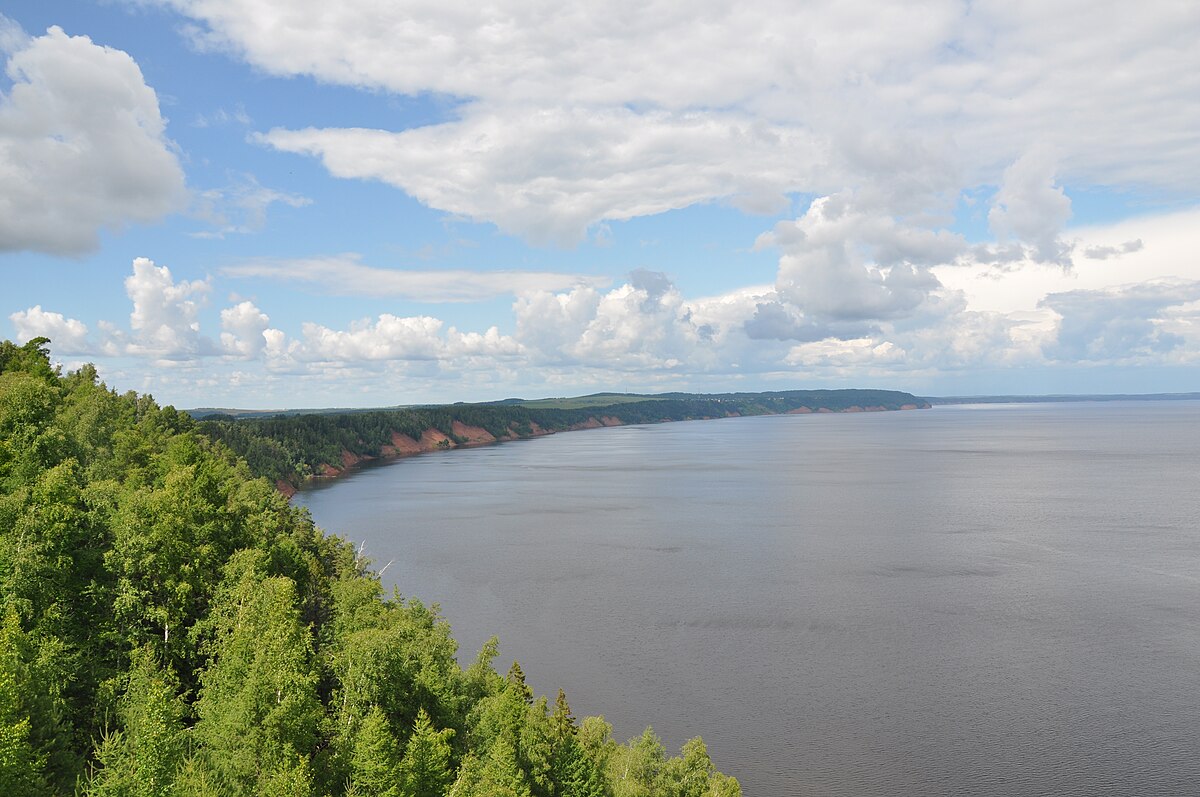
[{"x1": 3, "y1": 1, "x2": 1199, "y2": 408}]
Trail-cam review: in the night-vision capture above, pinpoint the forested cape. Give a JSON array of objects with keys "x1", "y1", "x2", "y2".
[
  {"x1": 0, "y1": 338, "x2": 740, "y2": 797},
  {"x1": 198, "y1": 388, "x2": 927, "y2": 489}
]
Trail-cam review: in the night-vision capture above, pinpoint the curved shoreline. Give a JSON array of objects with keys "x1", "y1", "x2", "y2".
[{"x1": 283, "y1": 401, "x2": 929, "y2": 497}]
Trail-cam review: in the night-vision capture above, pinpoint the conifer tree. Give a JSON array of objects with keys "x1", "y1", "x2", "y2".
[
  {"x1": 85, "y1": 647, "x2": 187, "y2": 797},
  {"x1": 506, "y1": 661, "x2": 533, "y2": 703},
  {"x1": 256, "y1": 754, "x2": 316, "y2": 797},
  {"x1": 350, "y1": 705, "x2": 401, "y2": 797},
  {"x1": 450, "y1": 737, "x2": 531, "y2": 797},
  {"x1": 547, "y1": 690, "x2": 606, "y2": 797},
  {"x1": 551, "y1": 689, "x2": 575, "y2": 741},
  {"x1": 397, "y1": 707, "x2": 455, "y2": 797}
]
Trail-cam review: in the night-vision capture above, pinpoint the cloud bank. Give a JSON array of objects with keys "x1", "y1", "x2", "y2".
[
  {"x1": 159, "y1": 0, "x2": 1198, "y2": 247},
  {"x1": 13, "y1": 218, "x2": 1200, "y2": 405}
]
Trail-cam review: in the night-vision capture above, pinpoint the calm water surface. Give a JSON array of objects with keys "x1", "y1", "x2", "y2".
[{"x1": 296, "y1": 403, "x2": 1200, "y2": 796}]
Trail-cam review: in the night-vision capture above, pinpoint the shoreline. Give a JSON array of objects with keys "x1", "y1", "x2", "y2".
[{"x1": 283, "y1": 401, "x2": 928, "y2": 497}]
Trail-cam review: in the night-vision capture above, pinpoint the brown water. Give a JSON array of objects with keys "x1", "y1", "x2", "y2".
[{"x1": 296, "y1": 403, "x2": 1200, "y2": 796}]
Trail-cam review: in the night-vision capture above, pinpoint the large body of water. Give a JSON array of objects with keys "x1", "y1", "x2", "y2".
[{"x1": 296, "y1": 403, "x2": 1200, "y2": 796}]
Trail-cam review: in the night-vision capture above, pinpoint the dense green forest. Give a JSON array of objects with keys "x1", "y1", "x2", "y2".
[
  {"x1": 0, "y1": 338, "x2": 741, "y2": 796},
  {"x1": 197, "y1": 388, "x2": 927, "y2": 487}
]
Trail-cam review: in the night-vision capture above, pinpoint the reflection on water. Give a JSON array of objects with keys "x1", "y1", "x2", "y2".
[{"x1": 297, "y1": 403, "x2": 1200, "y2": 797}]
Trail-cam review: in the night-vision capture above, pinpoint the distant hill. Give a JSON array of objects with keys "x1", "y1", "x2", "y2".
[
  {"x1": 484, "y1": 392, "x2": 670, "y2": 410},
  {"x1": 194, "y1": 388, "x2": 930, "y2": 490},
  {"x1": 188, "y1": 404, "x2": 414, "y2": 420}
]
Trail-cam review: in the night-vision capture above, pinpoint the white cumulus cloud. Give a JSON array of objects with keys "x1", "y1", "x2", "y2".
[
  {"x1": 0, "y1": 22, "x2": 185, "y2": 255},
  {"x1": 125, "y1": 257, "x2": 212, "y2": 358},
  {"x1": 220, "y1": 300, "x2": 274, "y2": 358},
  {"x1": 761, "y1": 193, "x2": 957, "y2": 325},
  {"x1": 9, "y1": 305, "x2": 91, "y2": 354},
  {"x1": 292, "y1": 315, "x2": 522, "y2": 364}
]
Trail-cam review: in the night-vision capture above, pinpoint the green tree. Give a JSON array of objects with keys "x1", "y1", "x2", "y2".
[
  {"x1": 576, "y1": 715, "x2": 615, "y2": 773},
  {"x1": 85, "y1": 647, "x2": 187, "y2": 797},
  {"x1": 0, "y1": 369, "x2": 67, "y2": 491},
  {"x1": 609, "y1": 728, "x2": 666, "y2": 797},
  {"x1": 548, "y1": 691, "x2": 605, "y2": 797},
  {"x1": 0, "y1": 338, "x2": 56, "y2": 382},
  {"x1": 506, "y1": 660, "x2": 532, "y2": 704},
  {"x1": 350, "y1": 705, "x2": 401, "y2": 797},
  {"x1": 107, "y1": 442, "x2": 248, "y2": 673},
  {"x1": 191, "y1": 552, "x2": 321, "y2": 796},
  {"x1": 0, "y1": 606, "x2": 49, "y2": 796},
  {"x1": 397, "y1": 707, "x2": 455, "y2": 797},
  {"x1": 450, "y1": 737, "x2": 531, "y2": 797},
  {"x1": 690, "y1": 738, "x2": 739, "y2": 797}
]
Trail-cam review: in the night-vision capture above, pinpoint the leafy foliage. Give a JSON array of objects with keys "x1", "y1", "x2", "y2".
[{"x1": 0, "y1": 338, "x2": 741, "y2": 795}]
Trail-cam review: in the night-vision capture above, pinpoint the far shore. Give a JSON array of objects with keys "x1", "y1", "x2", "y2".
[{"x1": 282, "y1": 401, "x2": 928, "y2": 497}]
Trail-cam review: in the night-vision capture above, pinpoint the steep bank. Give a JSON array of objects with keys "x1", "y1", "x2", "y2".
[
  {"x1": 297, "y1": 415, "x2": 632, "y2": 490},
  {"x1": 196, "y1": 389, "x2": 930, "y2": 493}
]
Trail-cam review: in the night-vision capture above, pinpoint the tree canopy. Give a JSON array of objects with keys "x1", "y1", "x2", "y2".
[{"x1": 0, "y1": 338, "x2": 741, "y2": 796}]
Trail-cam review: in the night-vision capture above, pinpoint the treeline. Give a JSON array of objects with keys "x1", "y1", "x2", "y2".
[
  {"x1": 198, "y1": 389, "x2": 925, "y2": 486},
  {"x1": 0, "y1": 338, "x2": 740, "y2": 796}
]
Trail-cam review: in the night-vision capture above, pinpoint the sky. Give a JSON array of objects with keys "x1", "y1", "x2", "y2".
[{"x1": 2, "y1": 1, "x2": 1199, "y2": 408}]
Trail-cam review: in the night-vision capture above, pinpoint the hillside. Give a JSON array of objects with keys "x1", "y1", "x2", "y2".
[{"x1": 0, "y1": 338, "x2": 740, "y2": 796}]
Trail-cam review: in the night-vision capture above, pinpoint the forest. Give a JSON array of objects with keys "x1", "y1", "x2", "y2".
[
  {"x1": 197, "y1": 388, "x2": 927, "y2": 487},
  {"x1": 0, "y1": 338, "x2": 741, "y2": 796}
]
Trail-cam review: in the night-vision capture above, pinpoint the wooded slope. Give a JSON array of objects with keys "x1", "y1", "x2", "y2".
[{"x1": 0, "y1": 338, "x2": 740, "y2": 796}]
